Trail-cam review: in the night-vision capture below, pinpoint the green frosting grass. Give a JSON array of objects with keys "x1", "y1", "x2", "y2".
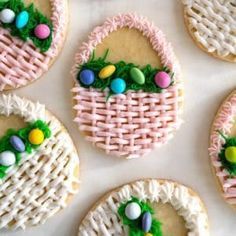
[
  {"x1": 0, "y1": 0, "x2": 53, "y2": 52},
  {"x1": 118, "y1": 197, "x2": 163, "y2": 236},
  {"x1": 218, "y1": 131, "x2": 236, "y2": 176},
  {"x1": 78, "y1": 50, "x2": 174, "y2": 98},
  {"x1": 0, "y1": 120, "x2": 51, "y2": 179}
]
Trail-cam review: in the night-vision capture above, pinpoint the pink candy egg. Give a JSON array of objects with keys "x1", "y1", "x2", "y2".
[
  {"x1": 34, "y1": 24, "x2": 51, "y2": 39},
  {"x1": 154, "y1": 71, "x2": 171, "y2": 89}
]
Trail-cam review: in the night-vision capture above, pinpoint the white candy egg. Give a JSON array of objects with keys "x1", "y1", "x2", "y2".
[
  {"x1": 125, "y1": 202, "x2": 141, "y2": 220},
  {"x1": 0, "y1": 151, "x2": 16, "y2": 166},
  {"x1": 0, "y1": 9, "x2": 15, "y2": 24}
]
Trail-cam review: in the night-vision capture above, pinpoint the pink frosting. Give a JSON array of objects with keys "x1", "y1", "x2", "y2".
[
  {"x1": 0, "y1": 0, "x2": 67, "y2": 90},
  {"x1": 209, "y1": 91, "x2": 236, "y2": 204},
  {"x1": 71, "y1": 13, "x2": 183, "y2": 158}
]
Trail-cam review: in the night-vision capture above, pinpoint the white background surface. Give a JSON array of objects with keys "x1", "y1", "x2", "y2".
[{"x1": 2, "y1": 0, "x2": 236, "y2": 235}]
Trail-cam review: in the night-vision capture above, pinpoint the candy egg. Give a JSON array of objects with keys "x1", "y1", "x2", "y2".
[
  {"x1": 34, "y1": 24, "x2": 51, "y2": 39},
  {"x1": 142, "y1": 212, "x2": 152, "y2": 233},
  {"x1": 125, "y1": 202, "x2": 141, "y2": 220},
  {"x1": 0, "y1": 8, "x2": 15, "y2": 24},
  {"x1": 0, "y1": 151, "x2": 16, "y2": 166},
  {"x1": 10, "y1": 135, "x2": 25, "y2": 152},
  {"x1": 225, "y1": 146, "x2": 236, "y2": 163},
  {"x1": 110, "y1": 78, "x2": 126, "y2": 94},
  {"x1": 130, "y1": 67, "x2": 145, "y2": 85},
  {"x1": 28, "y1": 129, "x2": 45, "y2": 145},
  {"x1": 154, "y1": 71, "x2": 171, "y2": 89},
  {"x1": 15, "y1": 11, "x2": 29, "y2": 29},
  {"x1": 145, "y1": 233, "x2": 153, "y2": 236},
  {"x1": 79, "y1": 69, "x2": 95, "y2": 86},
  {"x1": 99, "y1": 65, "x2": 116, "y2": 79}
]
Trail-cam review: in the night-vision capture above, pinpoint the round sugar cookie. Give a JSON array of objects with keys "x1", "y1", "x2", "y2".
[
  {"x1": 182, "y1": 0, "x2": 236, "y2": 62},
  {"x1": 209, "y1": 90, "x2": 236, "y2": 209},
  {"x1": 0, "y1": 94, "x2": 79, "y2": 230},
  {"x1": 71, "y1": 13, "x2": 183, "y2": 159},
  {"x1": 78, "y1": 179, "x2": 209, "y2": 236},
  {"x1": 0, "y1": 0, "x2": 68, "y2": 91}
]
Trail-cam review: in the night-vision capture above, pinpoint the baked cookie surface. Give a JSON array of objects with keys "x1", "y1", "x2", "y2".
[
  {"x1": 209, "y1": 90, "x2": 236, "y2": 209},
  {"x1": 182, "y1": 0, "x2": 236, "y2": 62},
  {"x1": 78, "y1": 179, "x2": 209, "y2": 236},
  {"x1": 0, "y1": 0, "x2": 68, "y2": 90},
  {"x1": 0, "y1": 94, "x2": 79, "y2": 230},
  {"x1": 72, "y1": 13, "x2": 183, "y2": 159}
]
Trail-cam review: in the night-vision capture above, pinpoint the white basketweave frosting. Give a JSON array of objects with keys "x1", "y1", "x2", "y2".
[
  {"x1": 182, "y1": 0, "x2": 236, "y2": 58},
  {"x1": 72, "y1": 13, "x2": 183, "y2": 159},
  {"x1": 0, "y1": 94, "x2": 80, "y2": 230},
  {"x1": 78, "y1": 179, "x2": 209, "y2": 236}
]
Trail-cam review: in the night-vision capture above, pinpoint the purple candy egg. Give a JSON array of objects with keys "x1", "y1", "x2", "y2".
[
  {"x1": 10, "y1": 135, "x2": 25, "y2": 152},
  {"x1": 34, "y1": 24, "x2": 51, "y2": 39},
  {"x1": 142, "y1": 212, "x2": 152, "y2": 233},
  {"x1": 154, "y1": 71, "x2": 171, "y2": 89}
]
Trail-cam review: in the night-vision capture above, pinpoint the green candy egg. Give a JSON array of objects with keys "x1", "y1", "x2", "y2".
[
  {"x1": 225, "y1": 146, "x2": 236, "y2": 163},
  {"x1": 130, "y1": 67, "x2": 145, "y2": 85}
]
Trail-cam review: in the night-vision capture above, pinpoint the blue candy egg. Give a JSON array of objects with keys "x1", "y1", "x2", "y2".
[
  {"x1": 110, "y1": 78, "x2": 126, "y2": 94},
  {"x1": 10, "y1": 135, "x2": 25, "y2": 152},
  {"x1": 79, "y1": 69, "x2": 95, "y2": 86},
  {"x1": 15, "y1": 11, "x2": 29, "y2": 29},
  {"x1": 142, "y1": 212, "x2": 152, "y2": 233}
]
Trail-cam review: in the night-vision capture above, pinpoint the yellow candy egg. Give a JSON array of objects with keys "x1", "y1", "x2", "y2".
[
  {"x1": 145, "y1": 233, "x2": 153, "y2": 236},
  {"x1": 28, "y1": 128, "x2": 45, "y2": 145},
  {"x1": 99, "y1": 65, "x2": 116, "y2": 79}
]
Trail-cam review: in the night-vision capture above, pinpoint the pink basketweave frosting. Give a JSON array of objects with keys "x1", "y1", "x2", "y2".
[
  {"x1": 0, "y1": 0, "x2": 67, "y2": 91},
  {"x1": 209, "y1": 91, "x2": 236, "y2": 205},
  {"x1": 72, "y1": 13, "x2": 183, "y2": 159}
]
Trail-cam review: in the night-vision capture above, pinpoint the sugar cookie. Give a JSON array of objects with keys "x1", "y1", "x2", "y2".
[
  {"x1": 209, "y1": 90, "x2": 236, "y2": 209},
  {"x1": 78, "y1": 179, "x2": 209, "y2": 236},
  {"x1": 182, "y1": 0, "x2": 236, "y2": 62},
  {"x1": 72, "y1": 13, "x2": 183, "y2": 159},
  {"x1": 0, "y1": 94, "x2": 79, "y2": 229},
  {"x1": 0, "y1": 0, "x2": 68, "y2": 90}
]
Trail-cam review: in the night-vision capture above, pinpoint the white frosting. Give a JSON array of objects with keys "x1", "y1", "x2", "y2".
[
  {"x1": 78, "y1": 179, "x2": 209, "y2": 236},
  {"x1": 0, "y1": 94, "x2": 80, "y2": 229},
  {"x1": 182, "y1": 0, "x2": 236, "y2": 58}
]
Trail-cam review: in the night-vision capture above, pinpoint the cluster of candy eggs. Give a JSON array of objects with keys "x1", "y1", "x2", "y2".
[
  {"x1": 79, "y1": 64, "x2": 171, "y2": 94},
  {"x1": 0, "y1": 8, "x2": 51, "y2": 39},
  {"x1": 125, "y1": 202, "x2": 153, "y2": 235},
  {"x1": 0, "y1": 128, "x2": 45, "y2": 167}
]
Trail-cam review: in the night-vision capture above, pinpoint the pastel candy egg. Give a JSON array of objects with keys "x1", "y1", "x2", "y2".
[
  {"x1": 99, "y1": 65, "x2": 116, "y2": 79},
  {"x1": 110, "y1": 78, "x2": 126, "y2": 94},
  {"x1": 10, "y1": 135, "x2": 25, "y2": 152},
  {"x1": 0, "y1": 151, "x2": 16, "y2": 166},
  {"x1": 130, "y1": 67, "x2": 145, "y2": 85},
  {"x1": 28, "y1": 129, "x2": 45, "y2": 145},
  {"x1": 145, "y1": 234, "x2": 153, "y2": 236},
  {"x1": 142, "y1": 212, "x2": 152, "y2": 233},
  {"x1": 125, "y1": 202, "x2": 141, "y2": 220},
  {"x1": 79, "y1": 69, "x2": 95, "y2": 85},
  {"x1": 34, "y1": 24, "x2": 51, "y2": 39},
  {"x1": 15, "y1": 11, "x2": 29, "y2": 29},
  {"x1": 154, "y1": 71, "x2": 171, "y2": 89},
  {"x1": 225, "y1": 146, "x2": 236, "y2": 163},
  {"x1": 0, "y1": 8, "x2": 15, "y2": 24}
]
